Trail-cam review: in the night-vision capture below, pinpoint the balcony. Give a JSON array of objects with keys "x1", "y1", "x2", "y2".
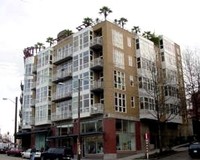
[
  {"x1": 91, "y1": 80, "x2": 103, "y2": 92},
  {"x1": 30, "y1": 99, "x2": 36, "y2": 107},
  {"x1": 51, "y1": 112, "x2": 72, "y2": 121},
  {"x1": 91, "y1": 103, "x2": 104, "y2": 115},
  {"x1": 90, "y1": 58, "x2": 103, "y2": 71},
  {"x1": 31, "y1": 82, "x2": 36, "y2": 90},
  {"x1": 32, "y1": 64, "x2": 37, "y2": 74},
  {"x1": 53, "y1": 48, "x2": 73, "y2": 65},
  {"x1": 90, "y1": 36, "x2": 102, "y2": 50},
  {"x1": 34, "y1": 115, "x2": 51, "y2": 126},
  {"x1": 52, "y1": 70, "x2": 72, "y2": 83},
  {"x1": 52, "y1": 91, "x2": 72, "y2": 102},
  {"x1": 140, "y1": 109, "x2": 157, "y2": 120}
]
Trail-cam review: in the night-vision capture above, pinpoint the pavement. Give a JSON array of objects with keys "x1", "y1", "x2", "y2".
[{"x1": 78, "y1": 143, "x2": 189, "y2": 160}]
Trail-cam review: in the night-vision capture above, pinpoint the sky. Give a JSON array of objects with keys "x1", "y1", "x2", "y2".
[{"x1": 0, "y1": 0, "x2": 200, "y2": 137}]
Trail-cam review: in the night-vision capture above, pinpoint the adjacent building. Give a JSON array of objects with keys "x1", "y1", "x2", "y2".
[{"x1": 17, "y1": 20, "x2": 188, "y2": 159}]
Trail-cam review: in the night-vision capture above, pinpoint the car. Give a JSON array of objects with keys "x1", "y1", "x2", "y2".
[
  {"x1": 41, "y1": 147, "x2": 74, "y2": 160},
  {"x1": 188, "y1": 142, "x2": 200, "y2": 158},
  {"x1": 6, "y1": 147, "x2": 23, "y2": 157},
  {"x1": 21, "y1": 148, "x2": 41, "y2": 159}
]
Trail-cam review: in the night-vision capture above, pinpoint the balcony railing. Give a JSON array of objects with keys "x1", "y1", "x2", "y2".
[
  {"x1": 52, "y1": 91, "x2": 72, "y2": 101},
  {"x1": 90, "y1": 80, "x2": 103, "y2": 91},
  {"x1": 91, "y1": 103, "x2": 104, "y2": 115},
  {"x1": 52, "y1": 69, "x2": 72, "y2": 82},
  {"x1": 51, "y1": 112, "x2": 72, "y2": 121},
  {"x1": 90, "y1": 57, "x2": 103, "y2": 70},
  {"x1": 53, "y1": 47, "x2": 73, "y2": 64},
  {"x1": 90, "y1": 36, "x2": 102, "y2": 49}
]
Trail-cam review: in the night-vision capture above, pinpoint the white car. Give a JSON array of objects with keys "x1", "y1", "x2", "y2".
[{"x1": 21, "y1": 148, "x2": 41, "y2": 159}]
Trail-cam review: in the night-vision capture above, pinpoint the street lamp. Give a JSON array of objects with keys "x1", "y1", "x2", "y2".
[{"x1": 2, "y1": 97, "x2": 18, "y2": 147}]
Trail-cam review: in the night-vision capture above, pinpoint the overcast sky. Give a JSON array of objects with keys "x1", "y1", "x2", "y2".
[{"x1": 0, "y1": 0, "x2": 199, "y2": 136}]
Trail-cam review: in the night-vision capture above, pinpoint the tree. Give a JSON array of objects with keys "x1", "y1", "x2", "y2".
[
  {"x1": 137, "y1": 43, "x2": 184, "y2": 153},
  {"x1": 142, "y1": 31, "x2": 159, "y2": 46},
  {"x1": 118, "y1": 17, "x2": 128, "y2": 28},
  {"x1": 82, "y1": 17, "x2": 93, "y2": 27},
  {"x1": 34, "y1": 44, "x2": 39, "y2": 53},
  {"x1": 57, "y1": 29, "x2": 73, "y2": 41},
  {"x1": 99, "y1": 6, "x2": 112, "y2": 20},
  {"x1": 183, "y1": 48, "x2": 200, "y2": 140},
  {"x1": 142, "y1": 31, "x2": 152, "y2": 39},
  {"x1": 46, "y1": 37, "x2": 54, "y2": 47},
  {"x1": 37, "y1": 42, "x2": 44, "y2": 51},
  {"x1": 132, "y1": 26, "x2": 141, "y2": 34}
]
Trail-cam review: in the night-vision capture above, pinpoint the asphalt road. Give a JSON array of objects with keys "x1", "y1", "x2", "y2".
[
  {"x1": 0, "y1": 154, "x2": 22, "y2": 160},
  {"x1": 0, "y1": 151, "x2": 198, "y2": 160},
  {"x1": 159, "y1": 150, "x2": 195, "y2": 160}
]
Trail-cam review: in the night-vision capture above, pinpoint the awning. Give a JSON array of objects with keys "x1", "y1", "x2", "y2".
[
  {"x1": 47, "y1": 133, "x2": 77, "y2": 139},
  {"x1": 47, "y1": 131, "x2": 104, "y2": 140},
  {"x1": 15, "y1": 129, "x2": 50, "y2": 138}
]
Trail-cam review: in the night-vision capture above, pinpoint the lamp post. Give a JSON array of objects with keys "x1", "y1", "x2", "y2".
[
  {"x1": 2, "y1": 97, "x2": 18, "y2": 147},
  {"x1": 77, "y1": 79, "x2": 81, "y2": 160}
]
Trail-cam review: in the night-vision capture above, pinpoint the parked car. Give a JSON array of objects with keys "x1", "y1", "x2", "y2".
[
  {"x1": 21, "y1": 148, "x2": 41, "y2": 159},
  {"x1": 6, "y1": 147, "x2": 23, "y2": 157},
  {"x1": 41, "y1": 147, "x2": 74, "y2": 160},
  {"x1": 188, "y1": 142, "x2": 200, "y2": 158},
  {"x1": 0, "y1": 142, "x2": 9, "y2": 153}
]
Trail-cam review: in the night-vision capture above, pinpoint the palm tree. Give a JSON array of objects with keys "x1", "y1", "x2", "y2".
[
  {"x1": 46, "y1": 37, "x2": 54, "y2": 47},
  {"x1": 142, "y1": 31, "x2": 152, "y2": 39},
  {"x1": 99, "y1": 6, "x2": 112, "y2": 20},
  {"x1": 37, "y1": 42, "x2": 44, "y2": 51},
  {"x1": 118, "y1": 17, "x2": 128, "y2": 28},
  {"x1": 34, "y1": 44, "x2": 38, "y2": 53},
  {"x1": 142, "y1": 31, "x2": 160, "y2": 46},
  {"x1": 82, "y1": 17, "x2": 93, "y2": 27},
  {"x1": 114, "y1": 19, "x2": 118, "y2": 25},
  {"x1": 132, "y1": 26, "x2": 141, "y2": 34},
  {"x1": 95, "y1": 18, "x2": 100, "y2": 24}
]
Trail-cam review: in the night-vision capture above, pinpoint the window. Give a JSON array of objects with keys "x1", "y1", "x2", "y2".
[
  {"x1": 73, "y1": 36, "x2": 79, "y2": 52},
  {"x1": 139, "y1": 97, "x2": 155, "y2": 110},
  {"x1": 112, "y1": 30, "x2": 123, "y2": 49},
  {"x1": 137, "y1": 57, "x2": 141, "y2": 68},
  {"x1": 161, "y1": 52, "x2": 165, "y2": 61},
  {"x1": 114, "y1": 70, "x2": 125, "y2": 90},
  {"x1": 127, "y1": 37, "x2": 131, "y2": 47},
  {"x1": 73, "y1": 55, "x2": 78, "y2": 72},
  {"x1": 130, "y1": 75, "x2": 134, "y2": 87},
  {"x1": 25, "y1": 64, "x2": 32, "y2": 75},
  {"x1": 131, "y1": 97, "x2": 135, "y2": 108},
  {"x1": 113, "y1": 48, "x2": 124, "y2": 69},
  {"x1": 115, "y1": 92, "x2": 126, "y2": 113},
  {"x1": 136, "y1": 39, "x2": 140, "y2": 49},
  {"x1": 128, "y1": 56, "x2": 133, "y2": 67}
]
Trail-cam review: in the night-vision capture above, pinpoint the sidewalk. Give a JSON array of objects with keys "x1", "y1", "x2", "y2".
[
  {"x1": 74, "y1": 143, "x2": 189, "y2": 160},
  {"x1": 118, "y1": 143, "x2": 189, "y2": 160}
]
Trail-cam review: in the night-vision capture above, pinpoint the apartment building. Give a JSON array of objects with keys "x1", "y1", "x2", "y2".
[
  {"x1": 18, "y1": 20, "x2": 187, "y2": 159},
  {"x1": 136, "y1": 35, "x2": 187, "y2": 149}
]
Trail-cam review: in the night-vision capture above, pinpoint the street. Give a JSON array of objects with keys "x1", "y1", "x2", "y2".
[
  {"x1": 0, "y1": 151, "x2": 198, "y2": 160},
  {"x1": 159, "y1": 150, "x2": 195, "y2": 160},
  {"x1": 0, "y1": 154, "x2": 22, "y2": 160}
]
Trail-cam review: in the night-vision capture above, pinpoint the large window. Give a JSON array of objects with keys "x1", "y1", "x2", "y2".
[
  {"x1": 116, "y1": 119, "x2": 135, "y2": 151},
  {"x1": 81, "y1": 120, "x2": 102, "y2": 133},
  {"x1": 37, "y1": 50, "x2": 51, "y2": 68},
  {"x1": 140, "y1": 97, "x2": 155, "y2": 110},
  {"x1": 115, "y1": 92, "x2": 126, "y2": 113},
  {"x1": 113, "y1": 49, "x2": 124, "y2": 69},
  {"x1": 114, "y1": 70, "x2": 125, "y2": 90}
]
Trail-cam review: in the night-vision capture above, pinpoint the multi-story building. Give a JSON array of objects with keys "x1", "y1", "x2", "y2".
[
  {"x1": 17, "y1": 20, "x2": 187, "y2": 159},
  {"x1": 136, "y1": 35, "x2": 187, "y2": 149}
]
